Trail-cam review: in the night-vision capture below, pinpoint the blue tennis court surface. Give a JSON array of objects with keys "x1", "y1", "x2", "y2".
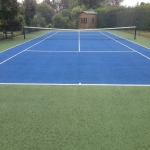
[{"x1": 0, "y1": 31, "x2": 150, "y2": 85}]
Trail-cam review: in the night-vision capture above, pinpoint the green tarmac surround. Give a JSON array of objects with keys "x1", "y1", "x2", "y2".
[
  {"x1": 0, "y1": 30, "x2": 49, "y2": 52},
  {"x1": 0, "y1": 85, "x2": 150, "y2": 150}
]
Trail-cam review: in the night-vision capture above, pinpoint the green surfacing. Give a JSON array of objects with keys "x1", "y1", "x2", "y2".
[
  {"x1": 0, "y1": 85, "x2": 150, "y2": 150},
  {"x1": 0, "y1": 30, "x2": 50, "y2": 52},
  {"x1": 109, "y1": 30, "x2": 150, "y2": 48}
]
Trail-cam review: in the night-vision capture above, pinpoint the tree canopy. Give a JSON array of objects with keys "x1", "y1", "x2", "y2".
[
  {"x1": 23, "y1": 0, "x2": 37, "y2": 26},
  {"x1": 0, "y1": 0, "x2": 19, "y2": 26},
  {"x1": 0, "y1": 0, "x2": 150, "y2": 31}
]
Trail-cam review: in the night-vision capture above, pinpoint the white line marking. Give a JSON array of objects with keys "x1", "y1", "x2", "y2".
[
  {"x1": 0, "y1": 50, "x2": 26, "y2": 65},
  {"x1": 26, "y1": 50, "x2": 134, "y2": 53},
  {"x1": 109, "y1": 32, "x2": 150, "y2": 50},
  {"x1": 101, "y1": 32, "x2": 150, "y2": 60},
  {"x1": 0, "y1": 31, "x2": 54, "y2": 54},
  {"x1": 78, "y1": 30, "x2": 80, "y2": 52},
  {"x1": 0, "y1": 32, "x2": 58, "y2": 65},
  {"x1": 26, "y1": 50, "x2": 79, "y2": 53},
  {"x1": 0, "y1": 83, "x2": 150, "y2": 86}
]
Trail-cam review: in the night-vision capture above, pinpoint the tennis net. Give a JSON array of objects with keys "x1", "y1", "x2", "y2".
[{"x1": 23, "y1": 26, "x2": 137, "y2": 41}]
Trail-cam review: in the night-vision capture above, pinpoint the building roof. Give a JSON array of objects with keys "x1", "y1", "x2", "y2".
[{"x1": 81, "y1": 11, "x2": 98, "y2": 15}]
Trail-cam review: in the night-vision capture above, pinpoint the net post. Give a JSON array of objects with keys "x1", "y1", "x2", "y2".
[{"x1": 134, "y1": 26, "x2": 137, "y2": 40}]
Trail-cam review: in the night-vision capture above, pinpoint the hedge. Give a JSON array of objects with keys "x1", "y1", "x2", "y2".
[{"x1": 96, "y1": 4, "x2": 150, "y2": 30}]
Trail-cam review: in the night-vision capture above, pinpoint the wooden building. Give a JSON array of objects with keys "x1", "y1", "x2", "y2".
[{"x1": 78, "y1": 11, "x2": 98, "y2": 29}]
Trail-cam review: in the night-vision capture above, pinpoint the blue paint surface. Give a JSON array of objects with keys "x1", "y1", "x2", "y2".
[{"x1": 0, "y1": 32, "x2": 150, "y2": 84}]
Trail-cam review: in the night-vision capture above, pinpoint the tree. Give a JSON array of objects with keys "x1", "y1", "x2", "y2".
[
  {"x1": 71, "y1": 6, "x2": 82, "y2": 20},
  {"x1": 46, "y1": 0, "x2": 78, "y2": 12},
  {"x1": 61, "y1": 16, "x2": 69, "y2": 28},
  {"x1": 78, "y1": 0, "x2": 103, "y2": 8},
  {"x1": 17, "y1": 14, "x2": 25, "y2": 26},
  {"x1": 31, "y1": 12, "x2": 46, "y2": 27},
  {"x1": 62, "y1": 9, "x2": 71, "y2": 18},
  {"x1": 104, "y1": 0, "x2": 124, "y2": 5},
  {"x1": 60, "y1": 0, "x2": 69, "y2": 9},
  {"x1": 52, "y1": 13, "x2": 63, "y2": 28},
  {"x1": 37, "y1": 2, "x2": 54, "y2": 24},
  {"x1": 18, "y1": 2, "x2": 25, "y2": 16},
  {"x1": 0, "y1": 0, "x2": 19, "y2": 26},
  {"x1": 0, "y1": 0, "x2": 2, "y2": 10},
  {"x1": 23, "y1": 0, "x2": 37, "y2": 26}
]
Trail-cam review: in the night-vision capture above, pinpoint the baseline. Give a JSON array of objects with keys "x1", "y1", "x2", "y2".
[{"x1": 0, "y1": 83, "x2": 150, "y2": 86}]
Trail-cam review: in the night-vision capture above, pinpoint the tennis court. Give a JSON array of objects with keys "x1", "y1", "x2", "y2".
[
  {"x1": 1, "y1": 27, "x2": 150, "y2": 150},
  {"x1": 0, "y1": 27, "x2": 150, "y2": 85}
]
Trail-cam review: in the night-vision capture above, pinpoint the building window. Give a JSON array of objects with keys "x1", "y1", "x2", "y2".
[
  {"x1": 92, "y1": 18, "x2": 94, "y2": 23},
  {"x1": 85, "y1": 18, "x2": 87, "y2": 24},
  {"x1": 80, "y1": 18, "x2": 87, "y2": 24}
]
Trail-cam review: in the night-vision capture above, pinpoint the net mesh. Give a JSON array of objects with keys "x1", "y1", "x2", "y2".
[{"x1": 23, "y1": 26, "x2": 137, "y2": 41}]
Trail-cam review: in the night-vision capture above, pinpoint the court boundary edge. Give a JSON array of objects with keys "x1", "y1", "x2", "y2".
[
  {"x1": 0, "y1": 31, "x2": 55, "y2": 54},
  {"x1": 0, "y1": 83, "x2": 150, "y2": 86},
  {"x1": 101, "y1": 32, "x2": 150, "y2": 60},
  {"x1": 107, "y1": 31, "x2": 150, "y2": 50}
]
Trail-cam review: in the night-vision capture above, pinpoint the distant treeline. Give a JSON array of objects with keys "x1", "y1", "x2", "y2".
[{"x1": 97, "y1": 4, "x2": 150, "y2": 30}]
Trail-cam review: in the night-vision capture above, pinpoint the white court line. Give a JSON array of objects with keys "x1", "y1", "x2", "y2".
[
  {"x1": 0, "y1": 31, "x2": 55, "y2": 54},
  {"x1": 109, "y1": 32, "x2": 150, "y2": 50},
  {"x1": 101, "y1": 32, "x2": 150, "y2": 60},
  {"x1": 0, "y1": 83, "x2": 150, "y2": 86},
  {"x1": 26, "y1": 50, "x2": 134, "y2": 53},
  {"x1": 78, "y1": 30, "x2": 80, "y2": 52},
  {"x1": 0, "y1": 32, "x2": 58, "y2": 65}
]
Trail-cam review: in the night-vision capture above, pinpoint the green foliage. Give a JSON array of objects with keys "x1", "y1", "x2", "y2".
[
  {"x1": 52, "y1": 13, "x2": 63, "y2": 28},
  {"x1": 106, "y1": 0, "x2": 124, "y2": 5},
  {"x1": 62, "y1": 9, "x2": 71, "y2": 18},
  {"x1": 61, "y1": 0, "x2": 70, "y2": 9},
  {"x1": 17, "y1": 14, "x2": 25, "y2": 26},
  {"x1": 23, "y1": 0, "x2": 37, "y2": 26},
  {"x1": 97, "y1": 4, "x2": 150, "y2": 31},
  {"x1": 68, "y1": 20, "x2": 77, "y2": 29},
  {"x1": 79, "y1": 0, "x2": 101, "y2": 9},
  {"x1": 116, "y1": 5, "x2": 150, "y2": 30},
  {"x1": 1, "y1": 0, "x2": 149, "y2": 32},
  {"x1": 0, "y1": 0, "x2": 19, "y2": 27},
  {"x1": 71, "y1": 6, "x2": 83, "y2": 20},
  {"x1": 61, "y1": 16, "x2": 70, "y2": 28},
  {"x1": 52, "y1": 12, "x2": 77, "y2": 29},
  {"x1": 37, "y1": 2, "x2": 54, "y2": 24},
  {"x1": 47, "y1": 23, "x2": 53, "y2": 28},
  {"x1": 31, "y1": 12, "x2": 46, "y2": 27},
  {"x1": 96, "y1": 6, "x2": 109, "y2": 27}
]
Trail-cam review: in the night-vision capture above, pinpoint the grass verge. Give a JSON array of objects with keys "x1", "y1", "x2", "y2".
[{"x1": 0, "y1": 30, "x2": 49, "y2": 52}]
